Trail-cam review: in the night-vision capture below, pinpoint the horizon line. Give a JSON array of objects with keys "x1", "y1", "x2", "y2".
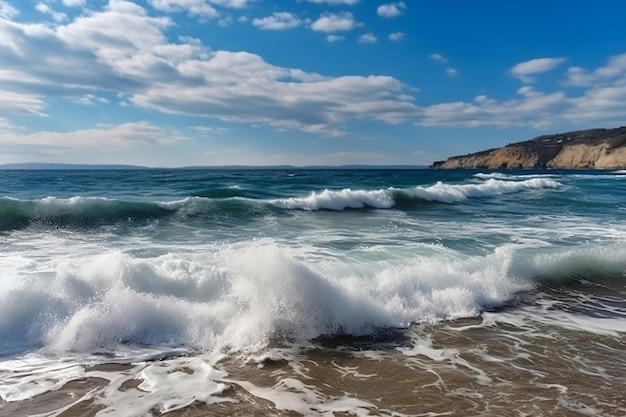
[{"x1": 0, "y1": 162, "x2": 431, "y2": 170}]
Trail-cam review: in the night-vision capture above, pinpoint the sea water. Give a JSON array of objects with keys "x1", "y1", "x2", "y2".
[{"x1": 0, "y1": 168, "x2": 624, "y2": 416}]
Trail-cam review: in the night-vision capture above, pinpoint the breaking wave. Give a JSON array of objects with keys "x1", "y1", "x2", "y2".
[
  {"x1": 0, "y1": 196, "x2": 174, "y2": 231},
  {"x1": 0, "y1": 178, "x2": 561, "y2": 230},
  {"x1": 474, "y1": 172, "x2": 561, "y2": 180},
  {"x1": 269, "y1": 178, "x2": 560, "y2": 209},
  {"x1": 0, "y1": 239, "x2": 623, "y2": 356}
]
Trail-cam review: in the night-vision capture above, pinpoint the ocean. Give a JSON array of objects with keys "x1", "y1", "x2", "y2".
[{"x1": 0, "y1": 168, "x2": 624, "y2": 417}]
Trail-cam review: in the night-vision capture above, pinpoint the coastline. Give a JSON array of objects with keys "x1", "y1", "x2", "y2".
[{"x1": 432, "y1": 126, "x2": 626, "y2": 170}]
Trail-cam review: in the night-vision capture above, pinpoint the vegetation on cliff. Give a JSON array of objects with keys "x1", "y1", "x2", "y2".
[{"x1": 431, "y1": 127, "x2": 626, "y2": 169}]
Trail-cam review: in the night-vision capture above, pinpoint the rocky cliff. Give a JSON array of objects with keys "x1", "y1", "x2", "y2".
[{"x1": 431, "y1": 127, "x2": 626, "y2": 169}]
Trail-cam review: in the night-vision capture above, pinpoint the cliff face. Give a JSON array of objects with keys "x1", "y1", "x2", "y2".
[{"x1": 432, "y1": 127, "x2": 626, "y2": 169}]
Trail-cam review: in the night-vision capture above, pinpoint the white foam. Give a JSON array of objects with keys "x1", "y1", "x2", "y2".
[
  {"x1": 406, "y1": 178, "x2": 560, "y2": 204},
  {"x1": 476, "y1": 171, "x2": 626, "y2": 181},
  {"x1": 571, "y1": 173, "x2": 626, "y2": 180},
  {"x1": 0, "y1": 239, "x2": 533, "y2": 356},
  {"x1": 35, "y1": 196, "x2": 119, "y2": 215},
  {"x1": 156, "y1": 196, "x2": 205, "y2": 208},
  {"x1": 0, "y1": 357, "x2": 85, "y2": 402},
  {"x1": 0, "y1": 353, "x2": 231, "y2": 416},
  {"x1": 270, "y1": 188, "x2": 395, "y2": 210},
  {"x1": 487, "y1": 304, "x2": 626, "y2": 337},
  {"x1": 4, "y1": 234, "x2": 626, "y2": 359},
  {"x1": 1, "y1": 237, "x2": 625, "y2": 413},
  {"x1": 475, "y1": 172, "x2": 560, "y2": 180},
  {"x1": 235, "y1": 378, "x2": 377, "y2": 417},
  {"x1": 398, "y1": 332, "x2": 492, "y2": 385},
  {"x1": 98, "y1": 355, "x2": 231, "y2": 416},
  {"x1": 268, "y1": 178, "x2": 561, "y2": 210}
]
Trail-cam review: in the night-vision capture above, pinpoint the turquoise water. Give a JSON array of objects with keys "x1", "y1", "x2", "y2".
[{"x1": 1, "y1": 168, "x2": 625, "y2": 416}]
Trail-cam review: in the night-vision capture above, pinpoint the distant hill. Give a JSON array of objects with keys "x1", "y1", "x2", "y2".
[
  {"x1": 431, "y1": 126, "x2": 626, "y2": 169},
  {"x1": 0, "y1": 163, "x2": 148, "y2": 170}
]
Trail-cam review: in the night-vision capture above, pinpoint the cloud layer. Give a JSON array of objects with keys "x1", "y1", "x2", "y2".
[
  {"x1": 509, "y1": 57, "x2": 566, "y2": 83},
  {"x1": 0, "y1": 0, "x2": 419, "y2": 140},
  {"x1": 377, "y1": 2, "x2": 406, "y2": 18},
  {"x1": 0, "y1": 0, "x2": 624, "y2": 163}
]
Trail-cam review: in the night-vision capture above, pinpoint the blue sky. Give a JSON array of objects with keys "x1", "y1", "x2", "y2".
[{"x1": 0, "y1": 0, "x2": 625, "y2": 167}]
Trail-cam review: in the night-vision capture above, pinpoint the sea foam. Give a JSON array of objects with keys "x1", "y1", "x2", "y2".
[
  {"x1": 402, "y1": 178, "x2": 560, "y2": 204},
  {"x1": 270, "y1": 178, "x2": 561, "y2": 210},
  {"x1": 474, "y1": 172, "x2": 561, "y2": 180},
  {"x1": 270, "y1": 188, "x2": 395, "y2": 210},
  {"x1": 1, "y1": 231, "x2": 622, "y2": 356},
  {"x1": 0, "y1": 239, "x2": 540, "y2": 355}
]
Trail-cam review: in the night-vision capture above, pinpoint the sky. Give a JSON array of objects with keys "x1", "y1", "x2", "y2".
[{"x1": 0, "y1": 0, "x2": 625, "y2": 167}]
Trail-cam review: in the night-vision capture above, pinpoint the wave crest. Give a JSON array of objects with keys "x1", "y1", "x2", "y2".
[
  {"x1": 0, "y1": 178, "x2": 561, "y2": 229},
  {"x1": 0, "y1": 197, "x2": 173, "y2": 231},
  {"x1": 0, "y1": 239, "x2": 623, "y2": 355},
  {"x1": 270, "y1": 178, "x2": 560, "y2": 210},
  {"x1": 474, "y1": 172, "x2": 560, "y2": 180},
  {"x1": 403, "y1": 178, "x2": 561, "y2": 204},
  {"x1": 270, "y1": 188, "x2": 395, "y2": 210}
]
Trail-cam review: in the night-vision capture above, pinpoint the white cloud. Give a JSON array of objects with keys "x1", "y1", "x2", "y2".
[
  {"x1": 358, "y1": 33, "x2": 377, "y2": 44},
  {"x1": 1, "y1": 0, "x2": 624, "y2": 140},
  {"x1": 209, "y1": 0, "x2": 251, "y2": 8},
  {"x1": 218, "y1": 16, "x2": 232, "y2": 26},
  {"x1": 419, "y1": 87, "x2": 568, "y2": 128},
  {"x1": 509, "y1": 57, "x2": 566, "y2": 83},
  {"x1": 57, "y1": 0, "x2": 173, "y2": 50},
  {"x1": 131, "y1": 52, "x2": 419, "y2": 135},
  {"x1": 0, "y1": 117, "x2": 14, "y2": 129},
  {"x1": 192, "y1": 125, "x2": 229, "y2": 137},
  {"x1": 62, "y1": 0, "x2": 86, "y2": 6},
  {"x1": 35, "y1": 2, "x2": 68, "y2": 22},
  {"x1": 388, "y1": 32, "x2": 404, "y2": 41},
  {"x1": 429, "y1": 53, "x2": 447, "y2": 64},
  {"x1": 417, "y1": 54, "x2": 626, "y2": 128},
  {"x1": 565, "y1": 66, "x2": 594, "y2": 87},
  {"x1": 445, "y1": 67, "x2": 458, "y2": 78},
  {"x1": 149, "y1": 0, "x2": 251, "y2": 16},
  {"x1": 252, "y1": 12, "x2": 303, "y2": 30},
  {"x1": 0, "y1": 1, "x2": 18, "y2": 18},
  {"x1": 430, "y1": 53, "x2": 458, "y2": 77},
  {"x1": 564, "y1": 84, "x2": 626, "y2": 124},
  {"x1": 73, "y1": 94, "x2": 110, "y2": 105},
  {"x1": 565, "y1": 52, "x2": 626, "y2": 87},
  {"x1": 0, "y1": 122, "x2": 189, "y2": 155},
  {"x1": 149, "y1": 0, "x2": 219, "y2": 18},
  {"x1": 417, "y1": 82, "x2": 624, "y2": 129},
  {"x1": 595, "y1": 53, "x2": 626, "y2": 79},
  {"x1": 326, "y1": 34, "x2": 344, "y2": 42},
  {"x1": 561, "y1": 54, "x2": 626, "y2": 124},
  {"x1": 0, "y1": 91, "x2": 47, "y2": 116},
  {"x1": 377, "y1": 1, "x2": 406, "y2": 18},
  {"x1": 310, "y1": 12, "x2": 355, "y2": 33},
  {"x1": 0, "y1": 1, "x2": 419, "y2": 136}
]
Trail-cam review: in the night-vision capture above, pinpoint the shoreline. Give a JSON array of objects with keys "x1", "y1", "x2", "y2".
[{"x1": 3, "y1": 317, "x2": 625, "y2": 417}]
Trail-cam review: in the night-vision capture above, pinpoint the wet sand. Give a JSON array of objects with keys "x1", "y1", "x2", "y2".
[{"x1": 2, "y1": 317, "x2": 625, "y2": 417}]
